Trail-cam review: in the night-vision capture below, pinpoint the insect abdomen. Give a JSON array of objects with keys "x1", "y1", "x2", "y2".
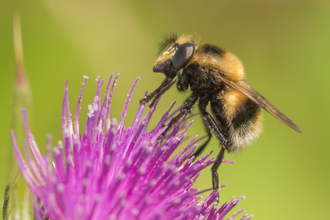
[
  {"x1": 229, "y1": 97, "x2": 263, "y2": 152},
  {"x1": 212, "y1": 89, "x2": 263, "y2": 152}
]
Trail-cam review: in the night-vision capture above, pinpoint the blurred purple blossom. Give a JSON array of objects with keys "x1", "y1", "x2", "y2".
[{"x1": 11, "y1": 74, "x2": 253, "y2": 220}]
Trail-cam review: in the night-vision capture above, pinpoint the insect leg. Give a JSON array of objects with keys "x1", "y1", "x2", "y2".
[
  {"x1": 202, "y1": 112, "x2": 227, "y2": 146},
  {"x1": 212, "y1": 146, "x2": 225, "y2": 202},
  {"x1": 193, "y1": 95, "x2": 227, "y2": 159},
  {"x1": 160, "y1": 92, "x2": 199, "y2": 137},
  {"x1": 148, "y1": 79, "x2": 178, "y2": 108},
  {"x1": 191, "y1": 134, "x2": 212, "y2": 160},
  {"x1": 191, "y1": 98, "x2": 212, "y2": 159},
  {"x1": 203, "y1": 112, "x2": 227, "y2": 201},
  {"x1": 139, "y1": 76, "x2": 176, "y2": 106},
  {"x1": 195, "y1": 94, "x2": 228, "y2": 202},
  {"x1": 195, "y1": 113, "x2": 227, "y2": 204}
]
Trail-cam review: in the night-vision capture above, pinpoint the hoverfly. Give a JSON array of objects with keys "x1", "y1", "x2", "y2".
[{"x1": 140, "y1": 33, "x2": 302, "y2": 194}]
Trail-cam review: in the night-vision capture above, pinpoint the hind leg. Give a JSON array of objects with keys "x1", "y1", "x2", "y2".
[{"x1": 197, "y1": 95, "x2": 229, "y2": 202}]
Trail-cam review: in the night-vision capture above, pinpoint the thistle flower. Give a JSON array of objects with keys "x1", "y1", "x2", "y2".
[{"x1": 11, "y1": 74, "x2": 253, "y2": 220}]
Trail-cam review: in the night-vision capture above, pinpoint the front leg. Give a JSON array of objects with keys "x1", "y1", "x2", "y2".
[
  {"x1": 148, "y1": 79, "x2": 178, "y2": 108},
  {"x1": 177, "y1": 67, "x2": 192, "y2": 92},
  {"x1": 139, "y1": 76, "x2": 176, "y2": 107}
]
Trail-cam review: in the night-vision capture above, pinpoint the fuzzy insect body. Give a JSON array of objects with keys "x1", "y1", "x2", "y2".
[{"x1": 140, "y1": 34, "x2": 301, "y2": 196}]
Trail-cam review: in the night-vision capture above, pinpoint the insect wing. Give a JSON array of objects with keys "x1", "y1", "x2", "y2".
[{"x1": 219, "y1": 76, "x2": 302, "y2": 133}]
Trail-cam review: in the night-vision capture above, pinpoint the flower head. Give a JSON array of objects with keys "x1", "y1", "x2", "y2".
[{"x1": 11, "y1": 74, "x2": 253, "y2": 219}]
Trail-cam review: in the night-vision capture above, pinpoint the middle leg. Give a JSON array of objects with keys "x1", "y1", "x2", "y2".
[{"x1": 160, "y1": 92, "x2": 199, "y2": 138}]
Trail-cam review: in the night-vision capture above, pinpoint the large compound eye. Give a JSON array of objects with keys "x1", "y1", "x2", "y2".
[{"x1": 172, "y1": 43, "x2": 195, "y2": 69}]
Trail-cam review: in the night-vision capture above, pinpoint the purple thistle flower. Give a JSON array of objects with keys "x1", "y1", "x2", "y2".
[{"x1": 11, "y1": 74, "x2": 253, "y2": 220}]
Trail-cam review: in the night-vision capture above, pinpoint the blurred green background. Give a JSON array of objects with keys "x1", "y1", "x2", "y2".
[{"x1": 1, "y1": 0, "x2": 329, "y2": 219}]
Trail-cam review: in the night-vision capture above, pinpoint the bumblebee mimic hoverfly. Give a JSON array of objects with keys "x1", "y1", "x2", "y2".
[{"x1": 140, "y1": 33, "x2": 302, "y2": 195}]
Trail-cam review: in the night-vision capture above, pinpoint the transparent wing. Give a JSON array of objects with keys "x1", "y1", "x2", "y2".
[{"x1": 219, "y1": 76, "x2": 302, "y2": 133}]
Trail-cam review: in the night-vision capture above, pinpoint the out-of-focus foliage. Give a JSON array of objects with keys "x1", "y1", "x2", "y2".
[{"x1": 0, "y1": 1, "x2": 329, "y2": 219}]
